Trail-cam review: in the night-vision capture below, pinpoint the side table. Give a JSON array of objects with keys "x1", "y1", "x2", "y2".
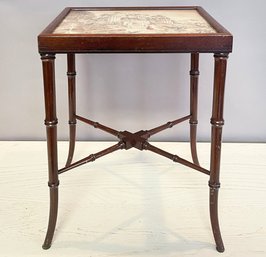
[{"x1": 38, "y1": 6, "x2": 233, "y2": 252}]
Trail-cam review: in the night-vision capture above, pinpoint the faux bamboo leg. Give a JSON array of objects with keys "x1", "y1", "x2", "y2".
[
  {"x1": 209, "y1": 53, "x2": 228, "y2": 253},
  {"x1": 41, "y1": 53, "x2": 59, "y2": 250},
  {"x1": 189, "y1": 53, "x2": 200, "y2": 165},
  {"x1": 65, "y1": 53, "x2": 76, "y2": 167}
]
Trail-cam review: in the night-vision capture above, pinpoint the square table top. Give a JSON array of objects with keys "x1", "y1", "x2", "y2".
[{"x1": 38, "y1": 6, "x2": 232, "y2": 53}]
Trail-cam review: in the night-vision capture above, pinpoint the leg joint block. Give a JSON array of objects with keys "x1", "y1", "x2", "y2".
[
  {"x1": 189, "y1": 120, "x2": 198, "y2": 125},
  {"x1": 68, "y1": 120, "x2": 77, "y2": 125}
]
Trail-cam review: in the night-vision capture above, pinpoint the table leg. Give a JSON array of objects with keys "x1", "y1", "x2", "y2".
[
  {"x1": 66, "y1": 53, "x2": 76, "y2": 167},
  {"x1": 209, "y1": 53, "x2": 228, "y2": 253},
  {"x1": 41, "y1": 53, "x2": 59, "y2": 250},
  {"x1": 189, "y1": 53, "x2": 200, "y2": 165}
]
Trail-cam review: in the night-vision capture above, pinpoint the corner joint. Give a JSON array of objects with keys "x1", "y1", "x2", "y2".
[
  {"x1": 40, "y1": 53, "x2": 55, "y2": 60},
  {"x1": 214, "y1": 53, "x2": 229, "y2": 59}
]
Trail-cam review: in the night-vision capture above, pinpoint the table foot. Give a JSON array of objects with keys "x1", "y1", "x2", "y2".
[
  {"x1": 209, "y1": 183, "x2": 224, "y2": 253},
  {"x1": 216, "y1": 246, "x2": 225, "y2": 253},
  {"x1": 42, "y1": 183, "x2": 59, "y2": 250}
]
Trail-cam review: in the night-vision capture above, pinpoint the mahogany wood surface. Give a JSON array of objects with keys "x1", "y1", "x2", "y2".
[
  {"x1": 65, "y1": 53, "x2": 76, "y2": 167},
  {"x1": 39, "y1": 6, "x2": 232, "y2": 252},
  {"x1": 41, "y1": 54, "x2": 59, "y2": 249},
  {"x1": 189, "y1": 53, "x2": 200, "y2": 166}
]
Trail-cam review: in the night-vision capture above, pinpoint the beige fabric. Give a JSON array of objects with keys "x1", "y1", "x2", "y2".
[{"x1": 53, "y1": 10, "x2": 216, "y2": 34}]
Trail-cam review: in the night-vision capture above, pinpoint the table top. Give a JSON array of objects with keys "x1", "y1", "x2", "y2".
[{"x1": 38, "y1": 6, "x2": 232, "y2": 54}]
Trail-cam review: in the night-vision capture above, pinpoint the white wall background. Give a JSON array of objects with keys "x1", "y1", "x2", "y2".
[{"x1": 0, "y1": 0, "x2": 265, "y2": 142}]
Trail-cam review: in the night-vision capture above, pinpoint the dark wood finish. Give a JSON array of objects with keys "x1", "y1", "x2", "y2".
[
  {"x1": 59, "y1": 142, "x2": 125, "y2": 174},
  {"x1": 65, "y1": 53, "x2": 76, "y2": 167},
  {"x1": 189, "y1": 53, "x2": 200, "y2": 165},
  {"x1": 76, "y1": 115, "x2": 120, "y2": 137},
  {"x1": 41, "y1": 54, "x2": 59, "y2": 250},
  {"x1": 209, "y1": 53, "x2": 228, "y2": 253},
  {"x1": 38, "y1": 6, "x2": 233, "y2": 54},
  {"x1": 143, "y1": 142, "x2": 210, "y2": 175},
  {"x1": 146, "y1": 115, "x2": 191, "y2": 137},
  {"x1": 64, "y1": 115, "x2": 209, "y2": 175},
  {"x1": 39, "y1": 6, "x2": 232, "y2": 252}
]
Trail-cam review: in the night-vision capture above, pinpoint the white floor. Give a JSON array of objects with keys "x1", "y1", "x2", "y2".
[{"x1": 0, "y1": 141, "x2": 265, "y2": 257}]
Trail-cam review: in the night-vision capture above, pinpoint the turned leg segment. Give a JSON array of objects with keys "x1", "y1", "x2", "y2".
[
  {"x1": 41, "y1": 53, "x2": 59, "y2": 250},
  {"x1": 189, "y1": 53, "x2": 200, "y2": 165},
  {"x1": 66, "y1": 53, "x2": 77, "y2": 167},
  {"x1": 209, "y1": 53, "x2": 228, "y2": 253}
]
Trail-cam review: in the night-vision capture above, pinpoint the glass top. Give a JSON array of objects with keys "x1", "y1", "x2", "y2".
[{"x1": 53, "y1": 10, "x2": 217, "y2": 34}]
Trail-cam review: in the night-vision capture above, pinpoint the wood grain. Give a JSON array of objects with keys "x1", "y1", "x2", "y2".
[{"x1": 0, "y1": 142, "x2": 265, "y2": 256}]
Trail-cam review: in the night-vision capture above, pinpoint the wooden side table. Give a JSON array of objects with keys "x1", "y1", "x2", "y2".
[{"x1": 38, "y1": 6, "x2": 233, "y2": 252}]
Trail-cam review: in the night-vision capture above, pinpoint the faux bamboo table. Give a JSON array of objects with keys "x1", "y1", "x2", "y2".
[{"x1": 38, "y1": 6, "x2": 233, "y2": 252}]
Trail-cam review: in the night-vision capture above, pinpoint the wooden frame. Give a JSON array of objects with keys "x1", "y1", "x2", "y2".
[
  {"x1": 38, "y1": 6, "x2": 232, "y2": 53},
  {"x1": 39, "y1": 6, "x2": 233, "y2": 253}
]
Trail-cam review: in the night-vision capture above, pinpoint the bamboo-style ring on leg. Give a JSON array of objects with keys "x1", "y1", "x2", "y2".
[
  {"x1": 209, "y1": 53, "x2": 228, "y2": 252},
  {"x1": 41, "y1": 53, "x2": 59, "y2": 250}
]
